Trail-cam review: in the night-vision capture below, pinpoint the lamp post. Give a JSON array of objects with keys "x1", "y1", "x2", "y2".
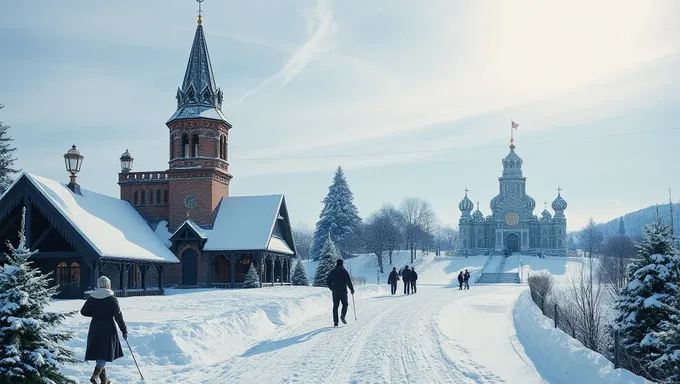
[
  {"x1": 64, "y1": 144, "x2": 83, "y2": 194},
  {"x1": 120, "y1": 149, "x2": 134, "y2": 173}
]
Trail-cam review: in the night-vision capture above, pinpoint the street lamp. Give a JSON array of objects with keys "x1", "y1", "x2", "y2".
[
  {"x1": 64, "y1": 144, "x2": 83, "y2": 194},
  {"x1": 120, "y1": 149, "x2": 134, "y2": 173}
]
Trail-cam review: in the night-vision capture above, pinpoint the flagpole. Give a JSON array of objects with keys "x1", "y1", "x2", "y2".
[{"x1": 510, "y1": 120, "x2": 514, "y2": 146}]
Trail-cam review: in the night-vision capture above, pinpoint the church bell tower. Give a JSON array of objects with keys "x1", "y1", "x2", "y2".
[{"x1": 165, "y1": 7, "x2": 232, "y2": 231}]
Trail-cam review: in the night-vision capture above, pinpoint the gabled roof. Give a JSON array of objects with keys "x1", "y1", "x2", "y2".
[
  {"x1": 170, "y1": 220, "x2": 208, "y2": 244},
  {"x1": 203, "y1": 194, "x2": 295, "y2": 254},
  {"x1": 12, "y1": 173, "x2": 178, "y2": 263}
]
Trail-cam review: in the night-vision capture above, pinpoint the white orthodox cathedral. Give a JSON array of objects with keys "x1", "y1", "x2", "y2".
[{"x1": 457, "y1": 142, "x2": 568, "y2": 257}]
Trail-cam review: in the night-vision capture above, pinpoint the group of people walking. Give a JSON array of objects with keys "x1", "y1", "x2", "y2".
[
  {"x1": 387, "y1": 265, "x2": 418, "y2": 295},
  {"x1": 457, "y1": 270, "x2": 471, "y2": 290}
]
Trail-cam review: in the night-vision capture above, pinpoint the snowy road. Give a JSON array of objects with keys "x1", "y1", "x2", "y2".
[{"x1": 170, "y1": 285, "x2": 544, "y2": 384}]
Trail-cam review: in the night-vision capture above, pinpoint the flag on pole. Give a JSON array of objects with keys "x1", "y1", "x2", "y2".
[{"x1": 511, "y1": 120, "x2": 519, "y2": 130}]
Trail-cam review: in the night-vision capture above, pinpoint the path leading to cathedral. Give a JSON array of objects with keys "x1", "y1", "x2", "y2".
[{"x1": 170, "y1": 285, "x2": 545, "y2": 384}]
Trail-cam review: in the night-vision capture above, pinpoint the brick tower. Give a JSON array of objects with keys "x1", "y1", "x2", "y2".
[
  {"x1": 119, "y1": 14, "x2": 232, "y2": 231},
  {"x1": 165, "y1": 16, "x2": 232, "y2": 231}
]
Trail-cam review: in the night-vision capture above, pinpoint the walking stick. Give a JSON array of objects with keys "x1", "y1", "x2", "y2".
[
  {"x1": 125, "y1": 338, "x2": 144, "y2": 380},
  {"x1": 352, "y1": 293, "x2": 357, "y2": 320}
]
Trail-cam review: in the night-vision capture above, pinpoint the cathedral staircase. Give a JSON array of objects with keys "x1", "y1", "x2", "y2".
[{"x1": 475, "y1": 254, "x2": 522, "y2": 284}]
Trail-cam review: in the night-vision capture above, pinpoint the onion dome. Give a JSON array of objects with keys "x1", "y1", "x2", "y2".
[
  {"x1": 552, "y1": 189, "x2": 568, "y2": 211},
  {"x1": 526, "y1": 195, "x2": 536, "y2": 211},
  {"x1": 458, "y1": 188, "x2": 474, "y2": 212},
  {"x1": 473, "y1": 209, "x2": 484, "y2": 222},
  {"x1": 540, "y1": 208, "x2": 552, "y2": 222}
]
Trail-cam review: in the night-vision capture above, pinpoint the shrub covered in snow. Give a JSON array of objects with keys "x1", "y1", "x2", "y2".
[
  {"x1": 291, "y1": 260, "x2": 309, "y2": 286},
  {"x1": 0, "y1": 208, "x2": 79, "y2": 383},
  {"x1": 613, "y1": 216, "x2": 680, "y2": 381},
  {"x1": 313, "y1": 236, "x2": 340, "y2": 287},
  {"x1": 242, "y1": 265, "x2": 261, "y2": 288}
]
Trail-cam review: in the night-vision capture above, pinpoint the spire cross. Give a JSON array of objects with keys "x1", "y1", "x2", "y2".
[
  {"x1": 197, "y1": 0, "x2": 204, "y2": 24},
  {"x1": 557, "y1": 185, "x2": 563, "y2": 195},
  {"x1": 476, "y1": 200, "x2": 480, "y2": 209},
  {"x1": 544, "y1": 200, "x2": 547, "y2": 210},
  {"x1": 464, "y1": 187, "x2": 469, "y2": 196}
]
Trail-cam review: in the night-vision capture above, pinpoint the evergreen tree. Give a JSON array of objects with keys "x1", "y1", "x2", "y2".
[
  {"x1": 242, "y1": 265, "x2": 261, "y2": 288},
  {"x1": 613, "y1": 216, "x2": 680, "y2": 380},
  {"x1": 0, "y1": 208, "x2": 78, "y2": 384},
  {"x1": 0, "y1": 105, "x2": 19, "y2": 194},
  {"x1": 291, "y1": 260, "x2": 310, "y2": 286},
  {"x1": 313, "y1": 236, "x2": 339, "y2": 287},
  {"x1": 618, "y1": 217, "x2": 626, "y2": 237},
  {"x1": 309, "y1": 167, "x2": 361, "y2": 260}
]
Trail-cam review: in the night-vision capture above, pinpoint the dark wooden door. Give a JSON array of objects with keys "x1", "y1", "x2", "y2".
[
  {"x1": 506, "y1": 233, "x2": 519, "y2": 252},
  {"x1": 182, "y1": 249, "x2": 198, "y2": 286}
]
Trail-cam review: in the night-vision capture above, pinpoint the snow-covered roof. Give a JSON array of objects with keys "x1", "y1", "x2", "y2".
[
  {"x1": 203, "y1": 194, "x2": 293, "y2": 253},
  {"x1": 24, "y1": 174, "x2": 178, "y2": 263},
  {"x1": 172, "y1": 220, "x2": 208, "y2": 240},
  {"x1": 166, "y1": 105, "x2": 228, "y2": 124}
]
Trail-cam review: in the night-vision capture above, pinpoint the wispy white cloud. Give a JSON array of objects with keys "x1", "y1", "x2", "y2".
[{"x1": 227, "y1": 0, "x2": 336, "y2": 105}]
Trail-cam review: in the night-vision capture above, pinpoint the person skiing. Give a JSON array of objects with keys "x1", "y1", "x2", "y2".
[
  {"x1": 463, "y1": 269, "x2": 471, "y2": 290},
  {"x1": 457, "y1": 271, "x2": 464, "y2": 290},
  {"x1": 81, "y1": 276, "x2": 128, "y2": 384},
  {"x1": 326, "y1": 259, "x2": 355, "y2": 326},
  {"x1": 387, "y1": 267, "x2": 400, "y2": 295},
  {"x1": 410, "y1": 267, "x2": 418, "y2": 294},
  {"x1": 402, "y1": 265, "x2": 412, "y2": 295}
]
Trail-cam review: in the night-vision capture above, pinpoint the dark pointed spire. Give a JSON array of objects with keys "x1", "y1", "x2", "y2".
[{"x1": 167, "y1": 10, "x2": 227, "y2": 124}]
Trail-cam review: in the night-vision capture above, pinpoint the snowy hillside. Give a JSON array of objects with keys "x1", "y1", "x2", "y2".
[{"x1": 577, "y1": 202, "x2": 680, "y2": 239}]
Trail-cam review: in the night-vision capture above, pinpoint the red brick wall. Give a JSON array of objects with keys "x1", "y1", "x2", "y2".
[
  {"x1": 167, "y1": 168, "x2": 230, "y2": 231},
  {"x1": 167, "y1": 119, "x2": 230, "y2": 173},
  {"x1": 118, "y1": 176, "x2": 170, "y2": 222}
]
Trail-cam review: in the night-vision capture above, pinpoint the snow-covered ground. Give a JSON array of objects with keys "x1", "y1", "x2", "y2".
[{"x1": 51, "y1": 253, "x2": 647, "y2": 383}]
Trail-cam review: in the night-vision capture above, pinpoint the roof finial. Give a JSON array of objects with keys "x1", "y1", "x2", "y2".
[
  {"x1": 557, "y1": 185, "x2": 562, "y2": 196},
  {"x1": 476, "y1": 200, "x2": 480, "y2": 210},
  {"x1": 464, "y1": 187, "x2": 469, "y2": 197},
  {"x1": 510, "y1": 120, "x2": 519, "y2": 149},
  {"x1": 544, "y1": 200, "x2": 547, "y2": 210},
  {"x1": 197, "y1": 0, "x2": 204, "y2": 24}
]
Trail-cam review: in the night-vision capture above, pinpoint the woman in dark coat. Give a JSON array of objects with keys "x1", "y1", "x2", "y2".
[
  {"x1": 387, "y1": 267, "x2": 400, "y2": 295},
  {"x1": 81, "y1": 276, "x2": 128, "y2": 384}
]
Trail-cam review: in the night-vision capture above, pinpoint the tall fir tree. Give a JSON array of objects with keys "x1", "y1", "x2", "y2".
[
  {"x1": 0, "y1": 208, "x2": 78, "y2": 384},
  {"x1": 0, "y1": 105, "x2": 19, "y2": 194},
  {"x1": 291, "y1": 260, "x2": 310, "y2": 286},
  {"x1": 242, "y1": 265, "x2": 261, "y2": 288},
  {"x1": 309, "y1": 166, "x2": 361, "y2": 260},
  {"x1": 618, "y1": 217, "x2": 626, "y2": 236},
  {"x1": 613, "y1": 215, "x2": 680, "y2": 381},
  {"x1": 313, "y1": 236, "x2": 340, "y2": 287}
]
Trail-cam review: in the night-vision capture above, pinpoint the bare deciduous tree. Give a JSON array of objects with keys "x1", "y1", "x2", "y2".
[
  {"x1": 292, "y1": 223, "x2": 314, "y2": 260},
  {"x1": 599, "y1": 235, "x2": 636, "y2": 299},
  {"x1": 581, "y1": 217, "x2": 604, "y2": 258},
  {"x1": 566, "y1": 257, "x2": 606, "y2": 352},
  {"x1": 363, "y1": 204, "x2": 405, "y2": 271},
  {"x1": 400, "y1": 197, "x2": 437, "y2": 263}
]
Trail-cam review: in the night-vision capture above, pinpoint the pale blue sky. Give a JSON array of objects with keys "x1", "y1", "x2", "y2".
[{"x1": 1, "y1": 0, "x2": 679, "y2": 231}]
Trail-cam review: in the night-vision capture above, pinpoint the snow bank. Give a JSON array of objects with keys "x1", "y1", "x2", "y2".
[
  {"x1": 52, "y1": 285, "x2": 383, "y2": 383},
  {"x1": 512, "y1": 290, "x2": 651, "y2": 384}
]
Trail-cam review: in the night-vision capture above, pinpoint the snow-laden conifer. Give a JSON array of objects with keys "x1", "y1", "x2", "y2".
[
  {"x1": 313, "y1": 236, "x2": 339, "y2": 287},
  {"x1": 0, "y1": 207, "x2": 78, "y2": 384},
  {"x1": 242, "y1": 265, "x2": 261, "y2": 288},
  {"x1": 309, "y1": 167, "x2": 361, "y2": 260},
  {"x1": 613, "y1": 215, "x2": 680, "y2": 380},
  {"x1": 0, "y1": 105, "x2": 19, "y2": 194},
  {"x1": 291, "y1": 260, "x2": 310, "y2": 286}
]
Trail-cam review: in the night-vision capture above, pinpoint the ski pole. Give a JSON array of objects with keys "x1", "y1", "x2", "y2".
[
  {"x1": 352, "y1": 293, "x2": 357, "y2": 320},
  {"x1": 125, "y1": 338, "x2": 144, "y2": 381}
]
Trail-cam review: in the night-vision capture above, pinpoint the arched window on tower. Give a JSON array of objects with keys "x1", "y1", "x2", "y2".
[
  {"x1": 170, "y1": 138, "x2": 175, "y2": 160},
  {"x1": 150, "y1": 190, "x2": 154, "y2": 205},
  {"x1": 192, "y1": 134, "x2": 199, "y2": 157},
  {"x1": 218, "y1": 136, "x2": 224, "y2": 159},
  {"x1": 164, "y1": 190, "x2": 168, "y2": 204},
  {"x1": 141, "y1": 191, "x2": 146, "y2": 205},
  {"x1": 181, "y1": 134, "x2": 189, "y2": 157},
  {"x1": 157, "y1": 190, "x2": 161, "y2": 204},
  {"x1": 133, "y1": 191, "x2": 139, "y2": 205}
]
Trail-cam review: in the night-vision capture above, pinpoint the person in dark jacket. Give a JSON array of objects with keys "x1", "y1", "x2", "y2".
[
  {"x1": 463, "y1": 269, "x2": 471, "y2": 289},
  {"x1": 81, "y1": 276, "x2": 127, "y2": 384},
  {"x1": 402, "y1": 265, "x2": 412, "y2": 295},
  {"x1": 387, "y1": 267, "x2": 400, "y2": 295},
  {"x1": 410, "y1": 268, "x2": 418, "y2": 294},
  {"x1": 457, "y1": 271, "x2": 464, "y2": 290},
  {"x1": 326, "y1": 259, "x2": 355, "y2": 326}
]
